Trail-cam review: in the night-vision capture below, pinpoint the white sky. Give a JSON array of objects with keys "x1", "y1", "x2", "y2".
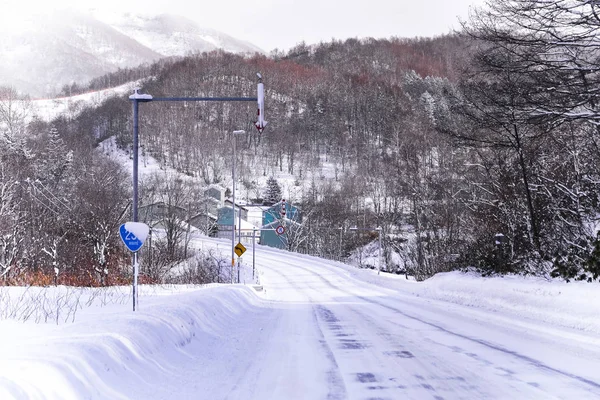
[{"x1": 1, "y1": 0, "x2": 485, "y2": 52}]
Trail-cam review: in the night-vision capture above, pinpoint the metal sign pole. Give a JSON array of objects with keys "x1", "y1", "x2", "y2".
[
  {"x1": 237, "y1": 177, "x2": 242, "y2": 284},
  {"x1": 231, "y1": 131, "x2": 236, "y2": 284},
  {"x1": 120, "y1": 222, "x2": 149, "y2": 312},
  {"x1": 253, "y1": 228, "x2": 256, "y2": 281},
  {"x1": 129, "y1": 90, "x2": 152, "y2": 311},
  {"x1": 132, "y1": 99, "x2": 139, "y2": 224},
  {"x1": 132, "y1": 99, "x2": 139, "y2": 311},
  {"x1": 133, "y1": 252, "x2": 139, "y2": 310},
  {"x1": 232, "y1": 130, "x2": 246, "y2": 284},
  {"x1": 132, "y1": 98, "x2": 139, "y2": 311}
]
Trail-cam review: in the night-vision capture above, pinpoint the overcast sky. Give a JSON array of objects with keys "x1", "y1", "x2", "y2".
[{"x1": 3, "y1": 0, "x2": 485, "y2": 52}]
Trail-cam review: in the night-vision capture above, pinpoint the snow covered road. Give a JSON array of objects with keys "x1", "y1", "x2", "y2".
[
  {"x1": 256, "y1": 249, "x2": 600, "y2": 400},
  {"x1": 2, "y1": 242, "x2": 600, "y2": 399}
]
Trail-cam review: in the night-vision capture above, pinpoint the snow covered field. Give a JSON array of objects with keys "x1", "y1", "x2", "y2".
[{"x1": 1, "y1": 236, "x2": 600, "y2": 399}]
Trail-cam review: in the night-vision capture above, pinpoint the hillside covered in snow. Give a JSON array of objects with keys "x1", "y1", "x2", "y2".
[{"x1": 0, "y1": 9, "x2": 263, "y2": 97}]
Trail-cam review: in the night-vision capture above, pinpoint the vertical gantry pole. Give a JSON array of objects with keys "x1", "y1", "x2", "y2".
[
  {"x1": 253, "y1": 227, "x2": 256, "y2": 281},
  {"x1": 133, "y1": 99, "x2": 139, "y2": 224},
  {"x1": 238, "y1": 190, "x2": 242, "y2": 284},
  {"x1": 231, "y1": 131, "x2": 236, "y2": 284},
  {"x1": 132, "y1": 98, "x2": 139, "y2": 311},
  {"x1": 231, "y1": 130, "x2": 246, "y2": 284},
  {"x1": 129, "y1": 89, "x2": 152, "y2": 311}
]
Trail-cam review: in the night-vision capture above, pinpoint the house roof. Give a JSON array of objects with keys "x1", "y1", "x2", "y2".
[
  {"x1": 219, "y1": 218, "x2": 259, "y2": 231},
  {"x1": 244, "y1": 204, "x2": 270, "y2": 209},
  {"x1": 224, "y1": 199, "x2": 251, "y2": 210},
  {"x1": 246, "y1": 206, "x2": 270, "y2": 215},
  {"x1": 138, "y1": 201, "x2": 186, "y2": 212},
  {"x1": 225, "y1": 199, "x2": 267, "y2": 207},
  {"x1": 206, "y1": 184, "x2": 225, "y2": 191},
  {"x1": 189, "y1": 212, "x2": 217, "y2": 221}
]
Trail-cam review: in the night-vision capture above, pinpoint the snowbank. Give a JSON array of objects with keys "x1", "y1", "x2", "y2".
[
  {"x1": 330, "y1": 261, "x2": 600, "y2": 335},
  {"x1": 413, "y1": 272, "x2": 600, "y2": 332},
  {"x1": 0, "y1": 285, "x2": 262, "y2": 400}
]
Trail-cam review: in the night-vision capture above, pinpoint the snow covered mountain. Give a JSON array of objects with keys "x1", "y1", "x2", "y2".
[
  {"x1": 0, "y1": 9, "x2": 263, "y2": 97},
  {"x1": 98, "y1": 12, "x2": 264, "y2": 58}
]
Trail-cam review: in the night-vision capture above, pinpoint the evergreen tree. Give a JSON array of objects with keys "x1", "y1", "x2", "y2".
[
  {"x1": 44, "y1": 127, "x2": 72, "y2": 184},
  {"x1": 263, "y1": 177, "x2": 282, "y2": 206}
]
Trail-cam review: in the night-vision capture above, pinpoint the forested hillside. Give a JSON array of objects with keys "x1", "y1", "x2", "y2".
[{"x1": 3, "y1": 0, "x2": 600, "y2": 284}]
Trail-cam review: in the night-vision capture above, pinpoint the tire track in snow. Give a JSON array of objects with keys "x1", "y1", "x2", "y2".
[
  {"x1": 264, "y1": 265, "x2": 348, "y2": 400},
  {"x1": 262, "y1": 256, "x2": 469, "y2": 398}
]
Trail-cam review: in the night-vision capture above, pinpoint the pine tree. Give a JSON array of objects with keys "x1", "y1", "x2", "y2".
[
  {"x1": 46, "y1": 127, "x2": 72, "y2": 183},
  {"x1": 263, "y1": 177, "x2": 282, "y2": 206}
]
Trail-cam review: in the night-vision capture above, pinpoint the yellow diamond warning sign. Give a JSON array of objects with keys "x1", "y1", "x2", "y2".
[{"x1": 234, "y1": 242, "x2": 246, "y2": 257}]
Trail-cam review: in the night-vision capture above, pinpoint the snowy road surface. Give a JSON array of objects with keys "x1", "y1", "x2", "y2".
[
  {"x1": 254, "y1": 249, "x2": 600, "y2": 400},
  {"x1": 1, "y1": 242, "x2": 600, "y2": 399}
]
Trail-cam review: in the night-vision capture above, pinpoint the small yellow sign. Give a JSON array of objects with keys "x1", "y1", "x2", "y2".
[{"x1": 234, "y1": 242, "x2": 246, "y2": 257}]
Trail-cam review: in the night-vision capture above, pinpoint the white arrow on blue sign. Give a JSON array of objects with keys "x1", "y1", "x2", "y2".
[{"x1": 119, "y1": 222, "x2": 150, "y2": 252}]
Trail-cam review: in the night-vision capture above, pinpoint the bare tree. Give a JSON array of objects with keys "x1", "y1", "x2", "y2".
[{"x1": 0, "y1": 86, "x2": 31, "y2": 138}]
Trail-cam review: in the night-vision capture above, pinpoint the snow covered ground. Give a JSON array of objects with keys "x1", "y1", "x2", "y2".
[
  {"x1": 29, "y1": 80, "x2": 147, "y2": 122},
  {"x1": 1, "y1": 235, "x2": 600, "y2": 399},
  {"x1": 324, "y1": 259, "x2": 600, "y2": 335}
]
